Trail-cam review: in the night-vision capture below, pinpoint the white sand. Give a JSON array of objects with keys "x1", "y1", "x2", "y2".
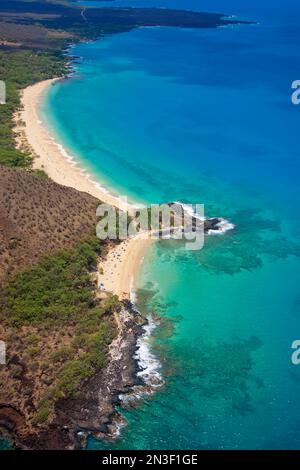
[
  {"x1": 14, "y1": 78, "x2": 137, "y2": 215},
  {"x1": 98, "y1": 235, "x2": 153, "y2": 300},
  {"x1": 14, "y1": 78, "x2": 153, "y2": 299}
]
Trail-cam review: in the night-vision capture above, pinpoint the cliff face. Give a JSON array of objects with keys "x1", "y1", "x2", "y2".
[{"x1": 0, "y1": 165, "x2": 99, "y2": 283}]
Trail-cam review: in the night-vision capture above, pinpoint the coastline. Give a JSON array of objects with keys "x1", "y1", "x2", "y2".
[
  {"x1": 98, "y1": 236, "x2": 153, "y2": 301},
  {"x1": 4, "y1": 78, "x2": 160, "y2": 449},
  {"x1": 13, "y1": 303, "x2": 147, "y2": 450},
  {"x1": 14, "y1": 78, "x2": 138, "y2": 215},
  {"x1": 14, "y1": 77, "x2": 153, "y2": 298},
  {"x1": 13, "y1": 79, "x2": 234, "y2": 299}
]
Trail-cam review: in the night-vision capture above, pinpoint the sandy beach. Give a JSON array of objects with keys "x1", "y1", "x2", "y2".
[
  {"x1": 98, "y1": 235, "x2": 153, "y2": 300},
  {"x1": 14, "y1": 78, "x2": 137, "y2": 215},
  {"x1": 14, "y1": 78, "x2": 152, "y2": 298}
]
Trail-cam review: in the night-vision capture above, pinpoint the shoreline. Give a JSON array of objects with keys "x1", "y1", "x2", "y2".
[
  {"x1": 5, "y1": 77, "x2": 161, "y2": 449},
  {"x1": 14, "y1": 77, "x2": 153, "y2": 297},
  {"x1": 1, "y1": 303, "x2": 148, "y2": 450},
  {"x1": 13, "y1": 79, "x2": 235, "y2": 298},
  {"x1": 98, "y1": 235, "x2": 153, "y2": 301},
  {"x1": 14, "y1": 78, "x2": 138, "y2": 216}
]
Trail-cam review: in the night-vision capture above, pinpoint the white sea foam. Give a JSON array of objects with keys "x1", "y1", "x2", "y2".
[
  {"x1": 207, "y1": 219, "x2": 235, "y2": 235},
  {"x1": 108, "y1": 415, "x2": 127, "y2": 439},
  {"x1": 134, "y1": 314, "x2": 163, "y2": 389},
  {"x1": 174, "y1": 201, "x2": 235, "y2": 235},
  {"x1": 119, "y1": 313, "x2": 164, "y2": 405},
  {"x1": 174, "y1": 201, "x2": 205, "y2": 221},
  {"x1": 113, "y1": 420, "x2": 126, "y2": 438},
  {"x1": 129, "y1": 278, "x2": 137, "y2": 304}
]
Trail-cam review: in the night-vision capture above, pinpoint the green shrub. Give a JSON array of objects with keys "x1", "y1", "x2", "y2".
[
  {"x1": 58, "y1": 359, "x2": 93, "y2": 397},
  {"x1": 72, "y1": 334, "x2": 89, "y2": 349},
  {"x1": 27, "y1": 346, "x2": 40, "y2": 357},
  {"x1": 32, "y1": 406, "x2": 50, "y2": 425},
  {"x1": 0, "y1": 238, "x2": 103, "y2": 326},
  {"x1": 31, "y1": 169, "x2": 49, "y2": 179},
  {"x1": 10, "y1": 364, "x2": 23, "y2": 379},
  {"x1": 25, "y1": 333, "x2": 40, "y2": 347},
  {"x1": 50, "y1": 346, "x2": 72, "y2": 363}
]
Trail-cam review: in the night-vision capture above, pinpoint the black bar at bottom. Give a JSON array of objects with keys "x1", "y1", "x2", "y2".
[{"x1": 0, "y1": 450, "x2": 299, "y2": 466}]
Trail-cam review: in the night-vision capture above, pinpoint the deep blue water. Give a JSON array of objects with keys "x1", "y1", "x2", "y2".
[{"x1": 42, "y1": 0, "x2": 300, "y2": 449}]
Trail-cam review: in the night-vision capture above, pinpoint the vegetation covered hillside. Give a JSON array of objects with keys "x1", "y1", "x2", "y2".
[
  {"x1": 0, "y1": 236, "x2": 120, "y2": 440},
  {"x1": 0, "y1": 165, "x2": 102, "y2": 281}
]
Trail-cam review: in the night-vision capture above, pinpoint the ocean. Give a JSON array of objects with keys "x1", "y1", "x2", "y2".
[{"x1": 41, "y1": 0, "x2": 300, "y2": 449}]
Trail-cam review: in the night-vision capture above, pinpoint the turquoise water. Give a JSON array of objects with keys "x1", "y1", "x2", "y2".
[
  {"x1": 0, "y1": 437, "x2": 11, "y2": 450},
  {"x1": 43, "y1": 0, "x2": 300, "y2": 449}
]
